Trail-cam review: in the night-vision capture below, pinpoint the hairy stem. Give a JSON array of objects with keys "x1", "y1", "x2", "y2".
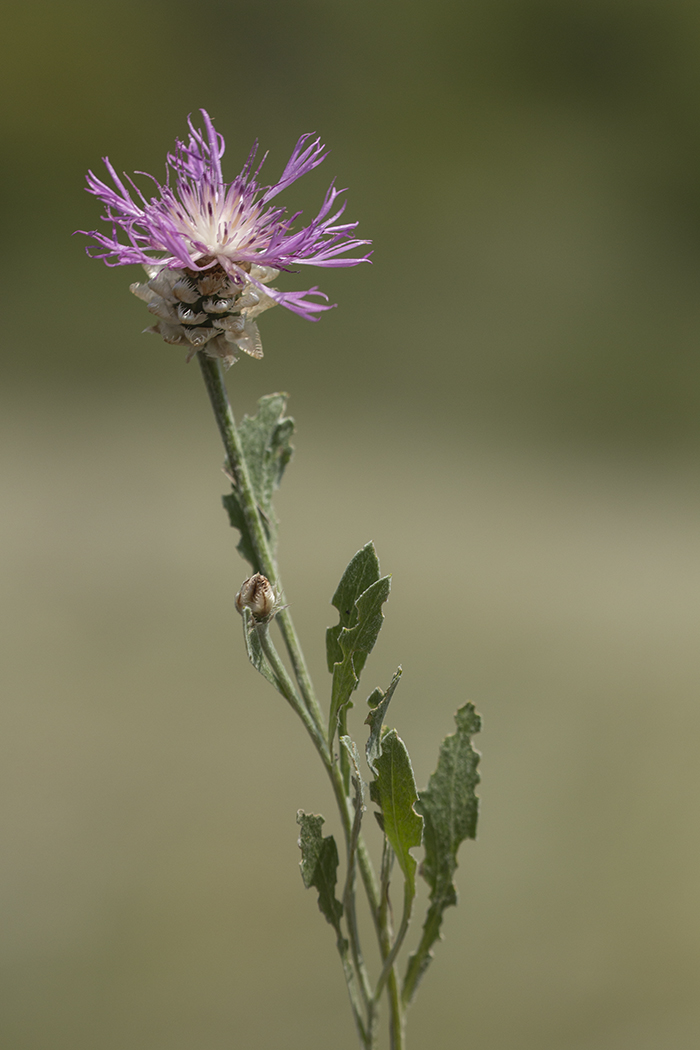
[
  {"x1": 373, "y1": 880, "x2": 414, "y2": 1006},
  {"x1": 197, "y1": 353, "x2": 324, "y2": 735},
  {"x1": 197, "y1": 353, "x2": 404, "y2": 1047},
  {"x1": 341, "y1": 747, "x2": 374, "y2": 1011},
  {"x1": 257, "y1": 625, "x2": 377, "y2": 1045},
  {"x1": 256, "y1": 623, "x2": 329, "y2": 763},
  {"x1": 376, "y1": 842, "x2": 405, "y2": 1050}
]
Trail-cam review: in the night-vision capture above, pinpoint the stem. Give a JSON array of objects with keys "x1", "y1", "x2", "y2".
[
  {"x1": 197, "y1": 353, "x2": 405, "y2": 1047},
  {"x1": 329, "y1": 762, "x2": 380, "y2": 911},
  {"x1": 260, "y1": 613, "x2": 385, "y2": 976},
  {"x1": 328, "y1": 759, "x2": 406, "y2": 1046},
  {"x1": 375, "y1": 842, "x2": 406, "y2": 1050},
  {"x1": 379, "y1": 839, "x2": 395, "y2": 935},
  {"x1": 197, "y1": 353, "x2": 325, "y2": 736},
  {"x1": 256, "y1": 623, "x2": 329, "y2": 764},
  {"x1": 373, "y1": 881, "x2": 414, "y2": 1006},
  {"x1": 387, "y1": 974, "x2": 406, "y2": 1050},
  {"x1": 341, "y1": 749, "x2": 374, "y2": 1016},
  {"x1": 338, "y1": 706, "x2": 351, "y2": 792},
  {"x1": 336, "y1": 933, "x2": 371, "y2": 1050},
  {"x1": 258, "y1": 625, "x2": 378, "y2": 1047},
  {"x1": 197, "y1": 355, "x2": 384, "y2": 907}
]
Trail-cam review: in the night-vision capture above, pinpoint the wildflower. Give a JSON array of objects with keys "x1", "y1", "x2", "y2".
[{"x1": 81, "y1": 110, "x2": 371, "y2": 365}]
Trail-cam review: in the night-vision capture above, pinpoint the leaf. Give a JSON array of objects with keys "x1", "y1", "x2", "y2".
[
  {"x1": 417, "y1": 703, "x2": 481, "y2": 896},
  {"x1": 403, "y1": 703, "x2": 481, "y2": 1004},
  {"x1": 326, "y1": 542, "x2": 381, "y2": 670},
  {"x1": 239, "y1": 394, "x2": 295, "y2": 510},
  {"x1": 326, "y1": 544, "x2": 391, "y2": 734},
  {"x1": 369, "y1": 730, "x2": 423, "y2": 896},
  {"x1": 365, "y1": 667, "x2": 402, "y2": 775},
  {"x1": 222, "y1": 393, "x2": 294, "y2": 569},
  {"x1": 222, "y1": 492, "x2": 257, "y2": 569},
  {"x1": 240, "y1": 607, "x2": 277, "y2": 688},
  {"x1": 296, "y1": 811, "x2": 344, "y2": 931},
  {"x1": 340, "y1": 735, "x2": 364, "y2": 806}
]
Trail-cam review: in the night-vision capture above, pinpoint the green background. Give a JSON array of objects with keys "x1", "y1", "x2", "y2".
[{"x1": 3, "y1": 1, "x2": 700, "y2": 1047}]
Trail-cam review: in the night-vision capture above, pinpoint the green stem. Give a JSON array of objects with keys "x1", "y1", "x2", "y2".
[
  {"x1": 336, "y1": 932, "x2": 371, "y2": 1049},
  {"x1": 331, "y1": 766, "x2": 400, "y2": 1050},
  {"x1": 374, "y1": 842, "x2": 405, "y2": 1050},
  {"x1": 387, "y1": 974, "x2": 406, "y2": 1050},
  {"x1": 259, "y1": 617, "x2": 383, "y2": 960},
  {"x1": 197, "y1": 353, "x2": 325, "y2": 736},
  {"x1": 379, "y1": 839, "x2": 394, "y2": 935},
  {"x1": 197, "y1": 353, "x2": 404, "y2": 1047},
  {"x1": 338, "y1": 707, "x2": 351, "y2": 792},
  {"x1": 256, "y1": 623, "x2": 329, "y2": 764},
  {"x1": 350, "y1": 825, "x2": 404, "y2": 1047},
  {"x1": 341, "y1": 748, "x2": 374, "y2": 1018},
  {"x1": 373, "y1": 880, "x2": 414, "y2": 1006},
  {"x1": 258, "y1": 624, "x2": 377, "y2": 1047}
]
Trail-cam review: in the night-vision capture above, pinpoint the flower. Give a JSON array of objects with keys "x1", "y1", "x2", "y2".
[{"x1": 81, "y1": 110, "x2": 371, "y2": 365}]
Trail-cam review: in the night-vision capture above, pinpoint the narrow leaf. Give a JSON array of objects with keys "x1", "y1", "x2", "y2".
[
  {"x1": 365, "y1": 667, "x2": 402, "y2": 775},
  {"x1": 222, "y1": 393, "x2": 294, "y2": 568},
  {"x1": 240, "y1": 607, "x2": 277, "y2": 688},
  {"x1": 403, "y1": 703, "x2": 481, "y2": 1004},
  {"x1": 296, "y1": 811, "x2": 344, "y2": 931},
  {"x1": 369, "y1": 730, "x2": 423, "y2": 896},
  {"x1": 340, "y1": 735, "x2": 365, "y2": 806}
]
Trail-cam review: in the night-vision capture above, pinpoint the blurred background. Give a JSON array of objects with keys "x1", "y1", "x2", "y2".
[{"x1": 2, "y1": 0, "x2": 700, "y2": 1047}]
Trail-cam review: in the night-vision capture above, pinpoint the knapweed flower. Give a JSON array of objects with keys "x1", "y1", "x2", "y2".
[{"x1": 81, "y1": 110, "x2": 371, "y2": 366}]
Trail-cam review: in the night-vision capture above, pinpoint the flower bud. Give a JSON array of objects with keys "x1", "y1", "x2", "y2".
[{"x1": 235, "y1": 573, "x2": 276, "y2": 620}]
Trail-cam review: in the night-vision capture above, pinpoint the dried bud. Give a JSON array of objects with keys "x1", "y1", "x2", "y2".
[{"x1": 235, "y1": 573, "x2": 277, "y2": 621}]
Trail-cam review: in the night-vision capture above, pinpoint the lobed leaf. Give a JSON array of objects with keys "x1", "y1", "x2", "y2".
[
  {"x1": 296, "y1": 811, "x2": 344, "y2": 931},
  {"x1": 403, "y1": 703, "x2": 481, "y2": 1004},
  {"x1": 326, "y1": 542, "x2": 381, "y2": 670},
  {"x1": 369, "y1": 730, "x2": 423, "y2": 897},
  {"x1": 222, "y1": 393, "x2": 294, "y2": 569},
  {"x1": 326, "y1": 544, "x2": 391, "y2": 735},
  {"x1": 222, "y1": 494, "x2": 257, "y2": 569}
]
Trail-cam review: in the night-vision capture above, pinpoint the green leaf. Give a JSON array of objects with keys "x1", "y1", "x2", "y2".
[
  {"x1": 340, "y1": 735, "x2": 364, "y2": 803},
  {"x1": 240, "y1": 608, "x2": 277, "y2": 688},
  {"x1": 369, "y1": 730, "x2": 423, "y2": 896},
  {"x1": 296, "y1": 811, "x2": 344, "y2": 931},
  {"x1": 222, "y1": 393, "x2": 294, "y2": 569},
  {"x1": 403, "y1": 703, "x2": 481, "y2": 1004},
  {"x1": 326, "y1": 542, "x2": 381, "y2": 670},
  {"x1": 418, "y1": 703, "x2": 481, "y2": 890},
  {"x1": 365, "y1": 667, "x2": 402, "y2": 775},
  {"x1": 326, "y1": 544, "x2": 391, "y2": 735},
  {"x1": 239, "y1": 394, "x2": 294, "y2": 508},
  {"x1": 222, "y1": 492, "x2": 257, "y2": 569}
]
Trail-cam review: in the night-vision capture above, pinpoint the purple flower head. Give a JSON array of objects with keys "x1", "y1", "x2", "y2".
[{"x1": 81, "y1": 110, "x2": 371, "y2": 342}]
